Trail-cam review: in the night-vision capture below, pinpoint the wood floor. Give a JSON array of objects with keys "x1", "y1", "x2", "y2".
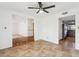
[
  {"x1": 13, "y1": 36, "x2": 34, "y2": 47},
  {"x1": 59, "y1": 30, "x2": 75, "y2": 50},
  {"x1": 59, "y1": 37, "x2": 75, "y2": 50},
  {"x1": 0, "y1": 40, "x2": 79, "y2": 57}
]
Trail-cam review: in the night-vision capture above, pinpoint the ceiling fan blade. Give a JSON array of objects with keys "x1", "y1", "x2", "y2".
[
  {"x1": 43, "y1": 9, "x2": 49, "y2": 13},
  {"x1": 28, "y1": 7, "x2": 39, "y2": 9},
  {"x1": 36, "y1": 10, "x2": 40, "y2": 14},
  {"x1": 43, "y1": 5, "x2": 55, "y2": 9},
  {"x1": 38, "y1": 2, "x2": 42, "y2": 8}
]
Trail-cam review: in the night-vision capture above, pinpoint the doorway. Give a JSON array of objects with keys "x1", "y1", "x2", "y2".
[
  {"x1": 28, "y1": 18, "x2": 34, "y2": 41},
  {"x1": 59, "y1": 15, "x2": 75, "y2": 50},
  {"x1": 12, "y1": 14, "x2": 34, "y2": 47}
]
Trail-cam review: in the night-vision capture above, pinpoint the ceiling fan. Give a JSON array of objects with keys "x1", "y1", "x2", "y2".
[{"x1": 28, "y1": 2, "x2": 55, "y2": 14}]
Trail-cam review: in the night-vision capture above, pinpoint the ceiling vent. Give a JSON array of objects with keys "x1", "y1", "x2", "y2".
[{"x1": 62, "y1": 12, "x2": 68, "y2": 15}]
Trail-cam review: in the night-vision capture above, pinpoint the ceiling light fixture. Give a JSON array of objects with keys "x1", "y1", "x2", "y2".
[
  {"x1": 28, "y1": 2, "x2": 55, "y2": 14},
  {"x1": 39, "y1": 10, "x2": 44, "y2": 13}
]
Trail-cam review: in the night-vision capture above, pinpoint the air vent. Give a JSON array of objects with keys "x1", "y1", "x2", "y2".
[{"x1": 62, "y1": 12, "x2": 68, "y2": 15}]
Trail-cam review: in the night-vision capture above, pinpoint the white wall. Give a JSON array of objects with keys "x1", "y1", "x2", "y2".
[
  {"x1": 0, "y1": 9, "x2": 12, "y2": 49},
  {"x1": 0, "y1": 6, "x2": 79, "y2": 49},
  {"x1": 59, "y1": 19, "x2": 63, "y2": 39},
  {"x1": 34, "y1": 7, "x2": 79, "y2": 49},
  {"x1": 40, "y1": 15, "x2": 59, "y2": 43},
  {"x1": 75, "y1": 9, "x2": 79, "y2": 50},
  {"x1": 12, "y1": 12, "x2": 34, "y2": 37},
  {"x1": 58, "y1": 8, "x2": 79, "y2": 49},
  {"x1": 19, "y1": 21, "x2": 28, "y2": 36},
  {"x1": 11, "y1": 7, "x2": 79, "y2": 49},
  {"x1": 13, "y1": 22, "x2": 19, "y2": 34},
  {"x1": 12, "y1": 14, "x2": 28, "y2": 36},
  {"x1": 34, "y1": 17, "x2": 43, "y2": 40},
  {"x1": 34, "y1": 14, "x2": 59, "y2": 43},
  {"x1": 27, "y1": 18, "x2": 34, "y2": 36},
  {"x1": 0, "y1": 7, "x2": 34, "y2": 49}
]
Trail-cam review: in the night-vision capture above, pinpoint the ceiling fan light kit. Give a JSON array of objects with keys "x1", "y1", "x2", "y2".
[
  {"x1": 28, "y1": 2, "x2": 55, "y2": 14},
  {"x1": 39, "y1": 10, "x2": 44, "y2": 13}
]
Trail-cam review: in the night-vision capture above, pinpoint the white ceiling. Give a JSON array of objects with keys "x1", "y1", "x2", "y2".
[{"x1": 0, "y1": 2, "x2": 79, "y2": 17}]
